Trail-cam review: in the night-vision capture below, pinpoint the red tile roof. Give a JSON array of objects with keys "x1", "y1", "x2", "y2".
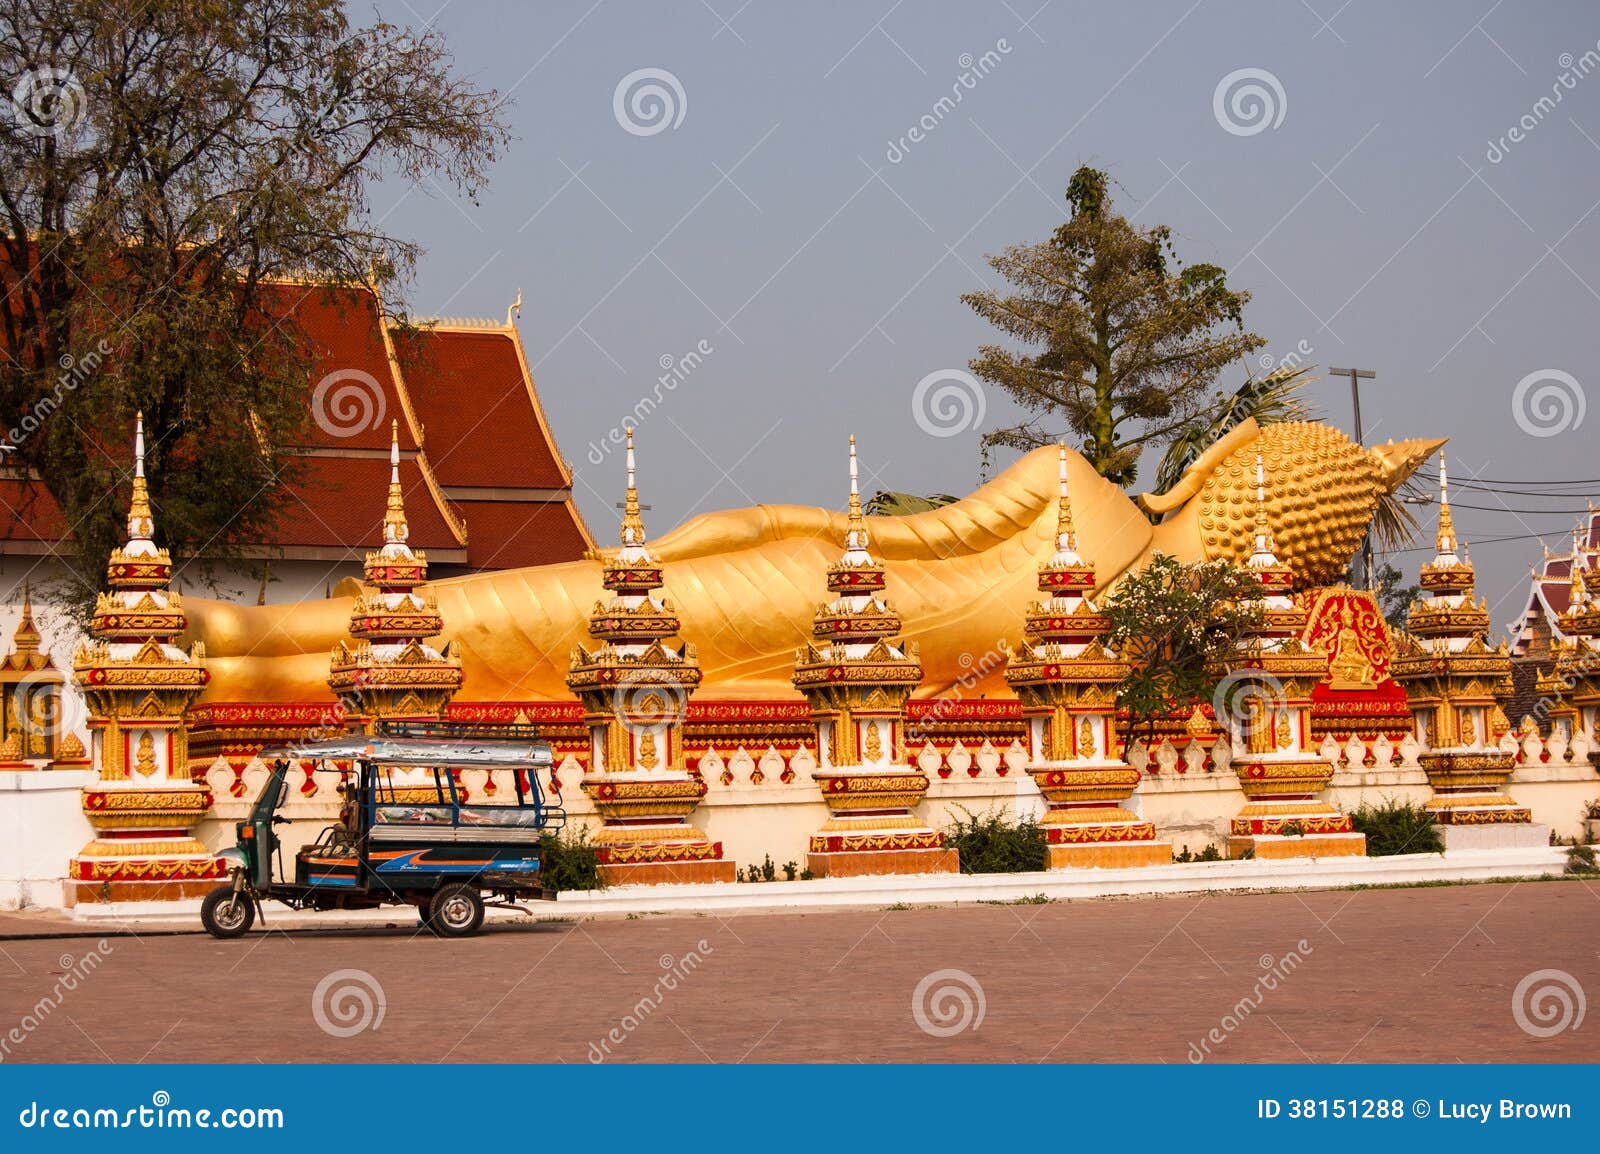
[
  {"x1": 399, "y1": 328, "x2": 571, "y2": 489},
  {"x1": 0, "y1": 280, "x2": 593, "y2": 571},
  {"x1": 272, "y1": 456, "x2": 462, "y2": 551},
  {"x1": 450, "y1": 499, "x2": 593, "y2": 569}
]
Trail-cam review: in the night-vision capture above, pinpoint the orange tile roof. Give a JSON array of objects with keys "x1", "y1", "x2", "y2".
[{"x1": 0, "y1": 280, "x2": 593, "y2": 570}]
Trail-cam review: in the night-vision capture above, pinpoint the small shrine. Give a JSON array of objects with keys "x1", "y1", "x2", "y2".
[
  {"x1": 792, "y1": 437, "x2": 956, "y2": 877},
  {"x1": 568, "y1": 432, "x2": 733, "y2": 884},
  {"x1": 327, "y1": 422, "x2": 463, "y2": 729},
  {"x1": 1223, "y1": 453, "x2": 1364, "y2": 859},
  {"x1": 0, "y1": 585, "x2": 80, "y2": 767},
  {"x1": 1005, "y1": 445, "x2": 1170, "y2": 867},
  {"x1": 1392, "y1": 457, "x2": 1540, "y2": 844},
  {"x1": 69, "y1": 415, "x2": 216, "y2": 902}
]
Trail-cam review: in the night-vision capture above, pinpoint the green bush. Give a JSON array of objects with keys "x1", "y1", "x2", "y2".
[
  {"x1": 1174, "y1": 844, "x2": 1223, "y2": 863},
  {"x1": 537, "y1": 827, "x2": 605, "y2": 891},
  {"x1": 1351, "y1": 799, "x2": 1443, "y2": 856},
  {"x1": 947, "y1": 809, "x2": 1048, "y2": 874}
]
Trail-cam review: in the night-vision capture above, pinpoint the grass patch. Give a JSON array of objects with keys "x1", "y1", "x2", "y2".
[
  {"x1": 946, "y1": 809, "x2": 1048, "y2": 874},
  {"x1": 1351, "y1": 798, "x2": 1443, "y2": 857}
]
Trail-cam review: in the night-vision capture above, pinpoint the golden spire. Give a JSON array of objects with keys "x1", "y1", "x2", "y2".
[
  {"x1": 1247, "y1": 450, "x2": 1277, "y2": 565},
  {"x1": 1436, "y1": 452, "x2": 1456, "y2": 556},
  {"x1": 127, "y1": 411, "x2": 154, "y2": 543},
  {"x1": 621, "y1": 428, "x2": 645, "y2": 547},
  {"x1": 383, "y1": 420, "x2": 409, "y2": 545},
  {"x1": 1570, "y1": 524, "x2": 1586, "y2": 609},
  {"x1": 1055, "y1": 443, "x2": 1077, "y2": 553},
  {"x1": 11, "y1": 581, "x2": 40, "y2": 655},
  {"x1": 845, "y1": 434, "x2": 868, "y2": 553}
]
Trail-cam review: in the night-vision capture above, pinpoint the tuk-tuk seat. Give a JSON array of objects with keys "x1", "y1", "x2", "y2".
[{"x1": 373, "y1": 804, "x2": 453, "y2": 825}]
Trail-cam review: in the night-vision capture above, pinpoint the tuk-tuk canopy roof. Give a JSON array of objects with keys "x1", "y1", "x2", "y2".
[{"x1": 259, "y1": 734, "x2": 554, "y2": 770}]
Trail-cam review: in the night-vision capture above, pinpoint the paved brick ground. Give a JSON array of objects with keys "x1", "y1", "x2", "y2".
[{"x1": 1, "y1": 879, "x2": 1595, "y2": 1063}]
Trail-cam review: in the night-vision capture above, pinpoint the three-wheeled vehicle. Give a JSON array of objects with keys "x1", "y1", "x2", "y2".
[{"x1": 201, "y1": 723, "x2": 563, "y2": 939}]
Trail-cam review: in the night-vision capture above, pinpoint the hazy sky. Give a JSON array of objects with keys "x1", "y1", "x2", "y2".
[{"x1": 368, "y1": 0, "x2": 1600, "y2": 634}]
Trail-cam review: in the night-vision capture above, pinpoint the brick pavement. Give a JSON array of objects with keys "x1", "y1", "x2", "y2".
[{"x1": 0, "y1": 879, "x2": 1595, "y2": 1063}]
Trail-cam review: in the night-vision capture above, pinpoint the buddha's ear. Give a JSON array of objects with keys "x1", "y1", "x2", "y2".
[{"x1": 1137, "y1": 419, "x2": 1262, "y2": 516}]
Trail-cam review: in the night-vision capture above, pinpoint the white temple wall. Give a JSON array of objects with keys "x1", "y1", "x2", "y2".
[{"x1": 0, "y1": 769, "x2": 94, "y2": 909}]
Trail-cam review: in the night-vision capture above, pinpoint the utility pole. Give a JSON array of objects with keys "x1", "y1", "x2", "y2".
[{"x1": 1330, "y1": 366, "x2": 1377, "y2": 588}]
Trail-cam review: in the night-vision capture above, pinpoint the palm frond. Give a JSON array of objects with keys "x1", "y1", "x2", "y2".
[{"x1": 1153, "y1": 364, "x2": 1318, "y2": 495}]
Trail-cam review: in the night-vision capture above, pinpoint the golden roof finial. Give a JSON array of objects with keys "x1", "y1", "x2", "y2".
[
  {"x1": 621, "y1": 428, "x2": 646, "y2": 547},
  {"x1": 1436, "y1": 452, "x2": 1456, "y2": 556},
  {"x1": 11, "y1": 581, "x2": 39, "y2": 654},
  {"x1": 846, "y1": 434, "x2": 868, "y2": 552},
  {"x1": 1055, "y1": 443, "x2": 1077, "y2": 552},
  {"x1": 383, "y1": 420, "x2": 409, "y2": 545},
  {"x1": 127, "y1": 411, "x2": 154, "y2": 542},
  {"x1": 1570, "y1": 524, "x2": 1586, "y2": 608}
]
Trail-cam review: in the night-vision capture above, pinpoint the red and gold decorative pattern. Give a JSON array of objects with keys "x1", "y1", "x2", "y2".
[{"x1": 808, "y1": 830, "x2": 944, "y2": 854}]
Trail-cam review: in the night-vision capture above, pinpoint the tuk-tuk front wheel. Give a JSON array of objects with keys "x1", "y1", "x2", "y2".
[
  {"x1": 201, "y1": 885, "x2": 256, "y2": 939},
  {"x1": 427, "y1": 884, "x2": 484, "y2": 937}
]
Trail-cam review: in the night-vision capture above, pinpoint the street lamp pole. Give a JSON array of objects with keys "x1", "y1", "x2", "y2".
[{"x1": 1330, "y1": 365, "x2": 1377, "y2": 587}]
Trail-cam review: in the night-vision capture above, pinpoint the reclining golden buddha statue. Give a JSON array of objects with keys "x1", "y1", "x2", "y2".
[{"x1": 185, "y1": 419, "x2": 1441, "y2": 702}]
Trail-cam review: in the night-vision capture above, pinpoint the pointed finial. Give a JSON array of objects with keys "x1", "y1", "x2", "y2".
[
  {"x1": 11, "y1": 580, "x2": 39, "y2": 654},
  {"x1": 846, "y1": 435, "x2": 867, "y2": 551},
  {"x1": 1055, "y1": 443, "x2": 1077, "y2": 552},
  {"x1": 1571, "y1": 524, "x2": 1586, "y2": 607},
  {"x1": 126, "y1": 411, "x2": 154, "y2": 542},
  {"x1": 1251, "y1": 450, "x2": 1275, "y2": 559},
  {"x1": 383, "y1": 420, "x2": 409, "y2": 545},
  {"x1": 1436, "y1": 452, "x2": 1456, "y2": 556},
  {"x1": 506, "y1": 288, "x2": 523, "y2": 327},
  {"x1": 621, "y1": 428, "x2": 645, "y2": 547}
]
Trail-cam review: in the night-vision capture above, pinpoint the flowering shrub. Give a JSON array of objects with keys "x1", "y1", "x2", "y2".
[{"x1": 1103, "y1": 553, "x2": 1264, "y2": 743}]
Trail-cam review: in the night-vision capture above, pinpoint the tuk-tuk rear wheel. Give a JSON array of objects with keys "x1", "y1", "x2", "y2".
[
  {"x1": 427, "y1": 883, "x2": 484, "y2": 937},
  {"x1": 201, "y1": 884, "x2": 256, "y2": 939}
]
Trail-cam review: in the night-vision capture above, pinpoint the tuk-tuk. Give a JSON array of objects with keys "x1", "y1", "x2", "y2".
[{"x1": 200, "y1": 723, "x2": 563, "y2": 939}]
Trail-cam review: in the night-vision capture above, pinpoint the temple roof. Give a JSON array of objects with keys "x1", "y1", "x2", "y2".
[
  {"x1": 1508, "y1": 506, "x2": 1600, "y2": 657},
  {"x1": 0, "y1": 281, "x2": 593, "y2": 573}
]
